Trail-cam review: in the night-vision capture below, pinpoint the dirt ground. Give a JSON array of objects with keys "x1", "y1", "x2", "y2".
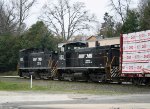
[{"x1": 0, "y1": 91, "x2": 150, "y2": 109}]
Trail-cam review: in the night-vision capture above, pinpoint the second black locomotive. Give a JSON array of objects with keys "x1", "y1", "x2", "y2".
[
  {"x1": 57, "y1": 42, "x2": 120, "y2": 82},
  {"x1": 18, "y1": 48, "x2": 58, "y2": 79}
]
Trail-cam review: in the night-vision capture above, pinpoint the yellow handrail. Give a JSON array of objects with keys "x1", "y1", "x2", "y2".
[
  {"x1": 48, "y1": 59, "x2": 53, "y2": 68},
  {"x1": 103, "y1": 56, "x2": 109, "y2": 66},
  {"x1": 17, "y1": 63, "x2": 19, "y2": 73},
  {"x1": 111, "y1": 56, "x2": 115, "y2": 65}
]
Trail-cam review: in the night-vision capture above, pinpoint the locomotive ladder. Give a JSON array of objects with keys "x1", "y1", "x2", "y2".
[
  {"x1": 48, "y1": 60, "x2": 58, "y2": 78},
  {"x1": 106, "y1": 56, "x2": 120, "y2": 79}
]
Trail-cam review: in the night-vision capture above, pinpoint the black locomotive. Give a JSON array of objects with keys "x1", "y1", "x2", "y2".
[
  {"x1": 18, "y1": 42, "x2": 120, "y2": 82},
  {"x1": 57, "y1": 42, "x2": 120, "y2": 82},
  {"x1": 18, "y1": 48, "x2": 58, "y2": 79}
]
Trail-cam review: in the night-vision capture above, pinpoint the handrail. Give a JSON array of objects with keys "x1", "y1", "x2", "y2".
[
  {"x1": 108, "y1": 56, "x2": 120, "y2": 78},
  {"x1": 110, "y1": 56, "x2": 119, "y2": 66},
  {"x1": 111, "y1": 56, "x2": 115, "y2": 65},
  {"x1": 51, "y1": 61, "x2": 58, "y2": 77},
  {"x1": 103, "y1": 56, "x2": 108, "y2": 66},
  {"x1": 48, "y1": 59, "x2": 53, "y2": 68},
  {"x1": 17, "y1": 63, "x2": 19, "y2": 73}
]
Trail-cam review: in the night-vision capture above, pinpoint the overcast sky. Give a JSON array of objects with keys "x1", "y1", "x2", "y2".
[{"x1": 25, "y1": 0, "x2": 139, "y2": 34}]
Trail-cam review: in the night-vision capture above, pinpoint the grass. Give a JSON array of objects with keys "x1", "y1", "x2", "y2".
[
  {"x1": 0, "y1": 81, "x2": 47, "y2": 91},
  {"x1": 0, "y1": 77, "x2": 150, "y2": 95},
  {"x1": 0, "y1": 81, "x2": 121, "y2": 95},
  {"x1": 0, "y1": 71, "x2": 17, "y2": 76}
]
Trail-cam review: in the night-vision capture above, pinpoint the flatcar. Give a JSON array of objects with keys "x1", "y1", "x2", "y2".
[{"x1": 18, "y1": 48, "x2": 58, "y2": 79}]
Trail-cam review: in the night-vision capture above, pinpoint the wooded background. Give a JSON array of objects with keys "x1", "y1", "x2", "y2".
[{"x1": 0, "y1": 0, "x2": 150, "y2": 71}]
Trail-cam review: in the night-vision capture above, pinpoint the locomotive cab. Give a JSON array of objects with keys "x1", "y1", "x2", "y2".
[
  {"x1": 58, "y1": 42, "x2": 87, "y2": 68},
  {"x1": 63, "y1": 42, "x2": 87, "y2": 51}
]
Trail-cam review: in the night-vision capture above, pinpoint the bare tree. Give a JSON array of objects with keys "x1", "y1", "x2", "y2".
[
  {"x1": 0, "y1": 1, "x2": 17, "y2": 35},
  {"x1": 99, "y1": 12, "x2": 116, "y2": 38},
  {"x1": 138, "y1": 0, "x2": 148, "y2": 13},
  {"x1": 109, "y1": 0, "x2": 131, "y2": 23},
  {"x1": 95, "y1": 22, "x2": 102, "y2": 36},
  {"x1": 138, "y1": 0, "x2": 150, "y2": 30},
  {"x1": 41, "y1": 0, "x2": 96, "y2": 41},
  {"x1": 12, "y1": 0, "x2": 36, "y2": 33}
]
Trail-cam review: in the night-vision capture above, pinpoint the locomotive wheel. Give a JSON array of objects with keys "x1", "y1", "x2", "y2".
[
  {"x1": 117, "y1": 81, "x2": 122, "y2": 84},
  {"x1": 22, "y1": 72, "x2": 30, "y2": 79},
  {"x1": 87, "y1": 78, "x2": 92, "y2": 83},
  {"x1": 101, "y1": 75, "x2": 107, "y2": 83},
  {"x1": 34, "y1": 72, "x2": 41, "y2": 80},
  {"x1": 132, "y1": 78, "x2": 144, "y2": 85},
  {"x1": 58, "y1": 77, "x2": 63, "y2": 81},
  {"x1": 145, "y1": 81, "x2": 150, "y2": 86},
  {"x1": 23, "y1": 76, "x2": 28, "y2": 79},
  {"x1": 144, "y1": 78, "x2": 150, "y2": 86},
  {"x1": 132, "y1": 78, "x2": 138, "y2": 85},
  {"x1": 68, "y1": 78, "x2": 73, "y2": 82},
  {"x1": 67, "y1": 76, "x2": 75, "y2": 82}
]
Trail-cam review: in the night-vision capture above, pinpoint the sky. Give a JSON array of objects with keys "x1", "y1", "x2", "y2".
[
  {"x1": 25, "y1": 0, "x2": 139, "y2": 35},
  {"x1": 26, "y1": 0, "x2": 110, "y2": 26}
]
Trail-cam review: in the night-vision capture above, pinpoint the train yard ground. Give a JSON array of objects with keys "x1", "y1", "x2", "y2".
[
  {"x1": 1, "y1": 73, "x2": 150, "y2": 109},
  {"x1": 1, "y1": 76, "x2": 150, "y2": 95}
]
